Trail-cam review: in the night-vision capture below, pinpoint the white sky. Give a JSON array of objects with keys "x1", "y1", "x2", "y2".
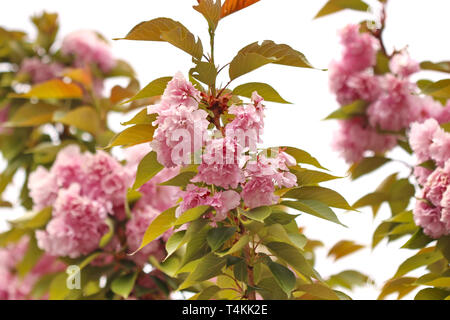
[{"x1": 1, "y1": 0, "x2": 450, "y2": 300}]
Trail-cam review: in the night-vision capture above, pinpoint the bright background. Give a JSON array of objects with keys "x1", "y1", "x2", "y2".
[{"x1": 1, "y1": 0, "x2": 450, "y2": 299}]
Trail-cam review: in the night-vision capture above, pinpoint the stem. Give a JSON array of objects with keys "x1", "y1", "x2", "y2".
[
  {"x1": 209, "y1": 28, "x2": 216, "y2": 96},
  {"x1": 244, "y1": 243, "x2": 256, "y2": 300}
]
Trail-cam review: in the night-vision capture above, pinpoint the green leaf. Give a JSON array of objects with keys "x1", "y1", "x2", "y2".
[
  {"x1": 178, "y1": 253, "x2": 226, "y2": 290},
  {"x1": 240, "y1": 206, "x2": 271, "y2": 223},
  {"x1": 377, "y1": 277, "x2": 418, "y2": 300},
  {"x1": 437, "y1": 236, "x2": 450, "y2": 261},
  {"x1": 118, "y1": 18, "x2": 203, "y2": 59},
  {"x1": 281, "y1": 146, "x2": 328, "y2": 170},
  {"x1": 105, "y1": 124, "x2": 155, "y2": 148},
  {"x1": 124, "y1": 77, "x2": 172, "y2": 103},
  {"x1": 265, "y1": 241, "x2": 317, "y2": 279},
  {"x1": 193, "y1": 0, "x2": 221, "y2": 31},
  {"x1": 165, "y1": 230, "x2": 187, "y2": 259},
  {"x1": 190, "y1": 285, "x2": 221, "y2": 300},
  {"x1": 99, "y1": 218, "x2": 114, "y2": 248},
  {"x1": 207, "y1": 227, "x2": 236, "y2": 252},
  {"x1": 10, "y1": 206, "x2": 52, "y2": 229},
  {"x1": 327, "y1": 270, "x2": 372, "y2": 291},
  {"x1": 191, "y1": 61, "x2": 217, "y2": 87},
  {"x1": 349, "y1": 156, "x2": 391, "y2": 180},
  {"x1": 394, "y1": 248, "x2": 443, "y2": 278},
  {"x1": 402, "y1": 228, "x2": 434, "y2": 249},
  {"x1": 324, "y1": 100, "x2": 367, "y2": 120},
  {"x1": 420, "y1": 61, "x2": 450, "y2": 74},
  {"x1": 159, "y1": 171, "x2": 197, "y2": 187},
  {"x1": 174, "y1": 205, "x2": 210, "y2": 226},
  {"x1": 16, "y1": 236, "x2": 42, "y2": 277},
  {"x1": 229, "y1": 52, "x2": 276, "y2": 80},
  {"x1": 237, "y1": 40, "x2": 314, "y2": 69},
  {"x1": 268, "y1": 261, "x2": 296, "y2": 295},
  {"x1": 132, "y1": 151, "x2": 163, "y2": 189},
  {"x1": 111, "y1": 272, "x2": 138, "y2": 299},
  {"x1": 372, "y1": 222, "x2": 391, "y2": 248},
  {"x1": 328, "y1": 240, "x2": 364, "y2": 261},
  {"x1": 353, "y1": 192, "x2": 388, "y2": 210},
  {"x1": 5, "y1": 103, "x2": 59, "y2": 127},
  {"x1": 282, "y1": 200, "x2": 345, "y2": 226},
  {"x1": 415, "y1": 288, "x2": 450, "y2": 300},
  {"x1": 296, "y1": 283, "x2": 339, "y2": 300},
  {"x1": 216, "y1": 234, "x2": 250, "y2": 257},
  {"x1": 421, "y1": 79, "x2": 450, "y2": 99},
  {"x1": 314, "y1": 0, "x2": 370, "y2": 19},
  {"x1": 49, "y1": 273, "x2": 70, "y2": 300},
  {"x1": 121, "y1": 108, "x2": 157, "y2": 126},
  {"x1": 283, "y1": 186, "x2": 353, "y2": 210},
  {"x1": 292, "y1": 168, "x2": 341, "y2": 186},
  {"x1": 232, "y1": 82, "x2": 291, "y2": 104},
  {"x1": 9, "y1": 79, "x2": 83, "y2": 99},
  {"x1": 53, "y1": 106, "x2": 100, "y2": 135},
  {"x1": 134, "y1": 206, "x2": 177, "y2": 253}
]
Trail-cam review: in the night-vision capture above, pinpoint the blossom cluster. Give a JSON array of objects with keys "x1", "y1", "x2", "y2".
[
  {"x1": 409, "y1": 119, "x2": 450, "y2": 238},
  {"x1": 0, "y1": 237, "x2": 65, "y2": 300},
  {"x1": 149, "y1": 73, "x2": 298, "y2": 223},
  {"x1": 329, "y1": 24, "x2": 450, "y2": 163},
  {"x1": 28, "y1": 144, "x2": 178, "y2": 263}
]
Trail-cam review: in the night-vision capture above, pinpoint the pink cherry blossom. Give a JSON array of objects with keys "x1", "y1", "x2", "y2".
[
  {"x1": 332, "y1": 117, "x2": 397, "y2": 163},
  {"x1": 414, "y1": 199, "x2": 448, "y2": 239},
  {"x1": 192, "y1": 137, "x2": 245, "y2": 189},
  {"x1": 36, "y1": 184, "x2": 109, "y2": 258},
  {"x1": 241, "y1": 177, "x2": 278, "y2": 209},
  {"x1": 160, "y1": 72, "x2": 201, "y2": 109},
  {"x1": 328, "y1": 61, "x2": 381, "y2": 105},
  {"x1": 367, "y1": 75, "x2": 421, "y2": 132},
  {"x1": 338, "y1": 24, "x2": 379, "y2": 73},
  {"x1": 61, "y1": 30, "x2": 116, "y2": 73},
  {"x1": 389, "y1": 51, "x2": 420, "y2": 77},
  {"x1": 19, "y1": 57, "x2": 63, "y2": 83},
  {"x1": 409, "y1": 118, "x2": 440, "y2": 163},
  {"x1": 429, "y1": 127, "x2": 450, "y2": 167}
]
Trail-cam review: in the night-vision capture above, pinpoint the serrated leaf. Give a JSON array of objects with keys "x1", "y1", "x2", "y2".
[
  {"x1": 159, "y1": 171, "x2": 197, "y2": 187},
  {"x1": 165, "y1": 230, "x2": 187, "y2": 259},
  {"x1": 178, "y1": 253, "x2": 226, "y2": 290},
  {"x1": 105, "y1": 124, "x2": 155, "y2": 148},
  {"x1": 378, "y1": 277, "x2": 418, "y2": 300},
  {"x1": 221, "y1": 0, "x2": 260, "y2": 18},
  {"x1": 402, "y1": 228, "x2": 434, "y2": 249},
  {"x1": 283, "y1": 186, "x2": 353, "y2": 210},
  {"x1": 216, "y1": 234, "x2": 249, "y2": 257},
  {"x1": 415, "y1": 288, "x2": 450, "y2": 300},
  {"x1": 193, "y1": 0, "x2": 221, "y2": 30},
  {"x1": 134, "y1": 206, "x2": 177, "y2": 253},
  {"x1": 175, "y1": 205, "x2": 210, "y2": 226},
  {"x1": 111, "y1": 272, "x2": 138, "y2": 299},
  {"x1": 121, "y1": 109, "x2": 157, "y2": 126},
  {"x1": 124, "y1": 76, "x2": 172, "y2": 103},
  {"x1": 233, "y1": 82, "x2": 291, "y2": 104},
  {"x1": 421, "y1": 79, "x2": 450, "y2": 99},
  {"x1": 324, "y1": 100, "x2": 367, "y2": 120},
  {"x1": 282, "y1": 200, "x2": 345, "y2": 226},
  {"x1": 229, "y1": 52, "x2": 276, "y2": 80},
  {"x1": 292, "y1": 168, "x2": 341, "y2": 185},
  {"x1": 353, "y1": 192, "x2": 388, "y2": 209},
  {"x1": 314, "y1": 0, "x2": 369, "y2": 19},
  {"x1": 394, "y1": 248, "x2": 443, "y2": 278},
  {"x1": 328, "y1": 240, "x2": 364, "y2": 261},
  {"x1": 9, "y1": 79, "x2": 83, "y2": 99},
  {"x1": 268, "y1": 261, "x2": 296, "y2": 295},
  {"x1": 296, "y1": 283, "x2": 340, "y2": 300},
  {"x1": 240, "y1": 206, "x2": 271, "y2": 223},
  {"x1": 281, "y1": 146, "x2": 328, "y2": 170},
  {"x1": 349, "y1": 156, "x2": 391, "y2": 180},
  {"x1": 5, "y1": 103, "x2": 59, "y2": 127},
  {"x1": 191, "y1": 61, "x2": 217, "y2": 87},
  {"x1": 118, "y1": 18, "x2": 203, "y2": 59},
  {"x1": 265, "y1": 241, "x2": 317, "y2": 279},
  {"x1": 207, "y1": 227, "x2": 236, "y2": 251},
  {"x1": 53, "y1": 106, "x2": 100, "y2": 135},
  {"x1": 132, "y1": 151, "x2": 163, "y2": 189},
  {"x1": 420, "y1": 61, "x2": 450, "y2": 74}
]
